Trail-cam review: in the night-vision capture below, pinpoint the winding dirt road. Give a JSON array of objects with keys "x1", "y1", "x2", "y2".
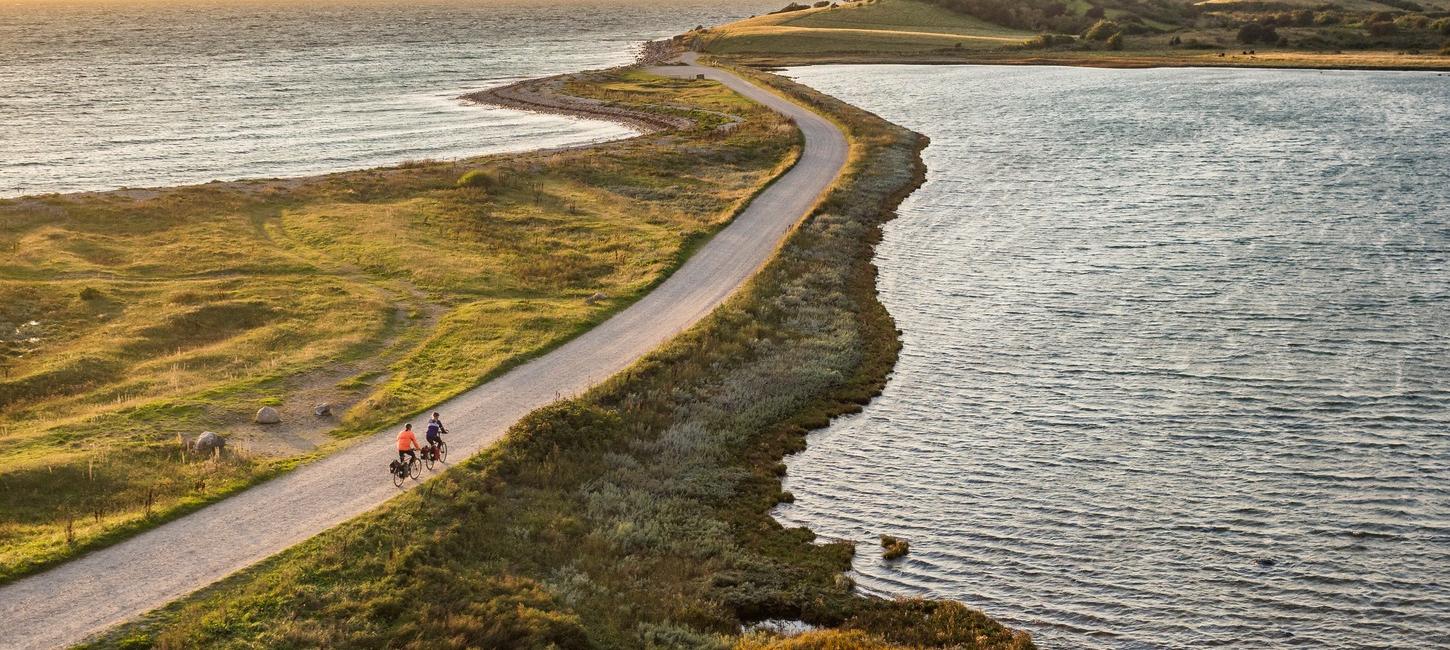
[{"x1": 0, "y1": 55, "x2": 848, "y2": 649}]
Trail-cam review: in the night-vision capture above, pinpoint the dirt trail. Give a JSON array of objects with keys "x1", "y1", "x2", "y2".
[{"x1": 0, "y1": 53, "x2": 849, "y2": 650}]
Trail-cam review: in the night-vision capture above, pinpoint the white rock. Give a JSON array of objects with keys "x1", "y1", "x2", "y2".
[
  {"x1": 255, "y1": 406, "x2": 281, "y2": 424},
  {"x1": 194, "y1": 431, "x2": 225, "y2": 454}
]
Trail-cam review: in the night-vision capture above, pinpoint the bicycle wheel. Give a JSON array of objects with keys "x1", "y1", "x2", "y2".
[
  {"x1": 392, "y1": 467, "x2": 405, "y2": 488},
  {"x1": 438, "y1": 440, "x2": 448, "y2": 462},
  {"x1": 423, "y1": 447, "x2": 435, "y2": 471},
  {"x1": 409, "y1": 457, "x2": 421, "y2": 479}
]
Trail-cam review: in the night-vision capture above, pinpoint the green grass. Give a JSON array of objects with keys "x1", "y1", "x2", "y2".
[
  {"x1": 0, "y1": 69, "x2": 799, "y2": 583},
  {"x1": 81, "y1": 65, "x2": 1034, "y2": 650}
]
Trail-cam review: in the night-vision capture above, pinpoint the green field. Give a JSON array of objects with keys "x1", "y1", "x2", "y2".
[{"x1": 0, "y1": 69, "x2": 799, "y2": 582}]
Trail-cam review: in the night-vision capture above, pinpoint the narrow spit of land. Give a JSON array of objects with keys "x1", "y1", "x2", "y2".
[{"x1": 0, "y1": 55, "x2": 848, "y2": 650}]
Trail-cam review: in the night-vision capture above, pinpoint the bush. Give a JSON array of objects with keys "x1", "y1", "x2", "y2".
[
  {"x1": 1026, "y1": 33, "x2": 1075, "y2": 48},
  {"x1": 1314, "y1": 12, "x2": 1341, "y2": 26},
  {"x1": 880, "y1": 534, "x2": 910, "y2": 559},
  {"x1": 1106, "y1": 32, "x2": 1124, "y2": 49},
  {"x1": 1083, "y1": 19, "x2": 1121, "y2": 40},
  {"x1": 1397, "y1": 14, "x2": 1429, "y2": 29},
  {"x1": 769, "y1": 2, "x2": 811, "y2": 13},
  {"x1": 1365, "y1": 20, "x2": 1398, "y2": 37},
  {"x1": 1434, "y1": 18, "x2": 1450, "y2": 35},
  {"x1": 1237, "y1": 22, "x2": 1278, "y2": 43},
  {"x1": 78, "y1": 286, "x2": 103, "y2": 301},
  {"x1": 456, "y1": 168, "x2": 499, "y2": 190},
  {"x1": 1085, "y1": 5, "x2": 1104, "y2": 19},
  {"x1": 1442, "y1": 41, "x2": 1450, "y2": 55}
]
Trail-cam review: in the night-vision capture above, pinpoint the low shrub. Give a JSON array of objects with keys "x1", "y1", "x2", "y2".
[
  {"x1": 1237, "y1": 21, "x2": 1279, "y2": 43},
  {"x1": 1375, "y1": 0, "x2": 1423, "y2": 11},
  {"x1": 1365, "y1": 20, "x2": 1398, "y2": 37},
  {"x1": 880, "y1": 535, "x2": 910, "y2": 559},
  {"x1": 1083, "y1": 19, "x2": 1121, "y2": 41},
  {"x1": 769, "y1": 2, "x2": 811, "y2": 13},
  {"x1": 456, "y1": 168, "x2": 499, "y2": 189},
  {"x1": 1395, "y1": 14, "x2": 1430, "y2": 30},
  {"x1": 1106, "y1": 32, "x2": 1124, "y2": 50},
  {"x1": 1025, "y1": 33, "x2": 1075, "y2": 48}
]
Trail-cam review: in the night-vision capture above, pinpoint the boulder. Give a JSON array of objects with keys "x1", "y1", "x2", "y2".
[
  {"x1": 193, "y1": 431, "x2": 225, "y2": 454},
  {"x1": 314, "y1": 403, "x2": 332, "y2": 417},
  {"x1": 585, "y1": 291, "x2": 608, "y2": 305},
  {"x1": 255, "y1": 406, "x2": 281, "y2": 424}
]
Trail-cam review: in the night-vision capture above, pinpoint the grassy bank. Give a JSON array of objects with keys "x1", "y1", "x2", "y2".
[
  {"x1": 694, "y1": 0, "x2": 1450, "y2": 70},
  {"x1": 0, "y1": 69, "x2": 799, "y2": 583},
  {"x1": 83, "y1": 65, "x2": 1034, "y2": 649}
]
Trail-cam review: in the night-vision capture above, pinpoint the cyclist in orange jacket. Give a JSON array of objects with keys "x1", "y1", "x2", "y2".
[{"x1": 397, "y1": 423, "x2": 420, "y2": 464}]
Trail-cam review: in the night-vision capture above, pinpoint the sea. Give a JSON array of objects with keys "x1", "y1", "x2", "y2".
[
  {"x1": 777, "y1": 64, "x2": 1450, "y2": 648},
  {"x1": 0, "y1": 0, "x2": 775, "y2": 197}
]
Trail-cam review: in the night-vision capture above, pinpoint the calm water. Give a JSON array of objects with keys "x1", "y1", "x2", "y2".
[
  {"x1": 779, "y1": 65, "x2": 1450, "y2": 648},
  {"x1": 0, "y1": 0, "x2": 773, "y2": 197}
]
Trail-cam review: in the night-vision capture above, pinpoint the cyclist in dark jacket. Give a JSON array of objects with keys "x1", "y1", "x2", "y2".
[{"x1": 424, "y1": 412, "x2": 447, "y2": 458}]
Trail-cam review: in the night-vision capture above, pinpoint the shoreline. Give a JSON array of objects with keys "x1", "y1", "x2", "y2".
[{"x1": 722, "y1": 50, "x2": 1450, "y2": 72}]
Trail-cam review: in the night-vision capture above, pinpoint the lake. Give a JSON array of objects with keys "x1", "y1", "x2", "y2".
[
  {"x1": 778, "y1": 64, "x2": 1450, "y2": 648},
  {"x1": 0, "y1": 0, "x2": 774, "y2": 197}
]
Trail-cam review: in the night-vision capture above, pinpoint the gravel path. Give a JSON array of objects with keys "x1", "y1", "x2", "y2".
[{"x1": 0, "y1": 55, "x2": 848, "y2": 650}]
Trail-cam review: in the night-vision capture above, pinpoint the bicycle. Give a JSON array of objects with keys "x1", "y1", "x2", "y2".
[
  {"x1": 422, "y1": 439, "x2": 448, "y2": 470},
  {"x1": 390, "y1": 454, "x2": 421, "y2": 487}
]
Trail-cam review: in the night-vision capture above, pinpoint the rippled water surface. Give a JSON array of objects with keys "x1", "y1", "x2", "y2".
[
  {"x1": 0, "y1": 0, "x2": 773, "y2": 197},
  {"x1": 780, "y1": 65, "x2": 1450, "y2": 648}
]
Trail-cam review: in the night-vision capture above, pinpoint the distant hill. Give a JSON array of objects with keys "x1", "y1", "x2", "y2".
[{"x1": 694, "y1": 0, "x2": 1450, "y2": 67}]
